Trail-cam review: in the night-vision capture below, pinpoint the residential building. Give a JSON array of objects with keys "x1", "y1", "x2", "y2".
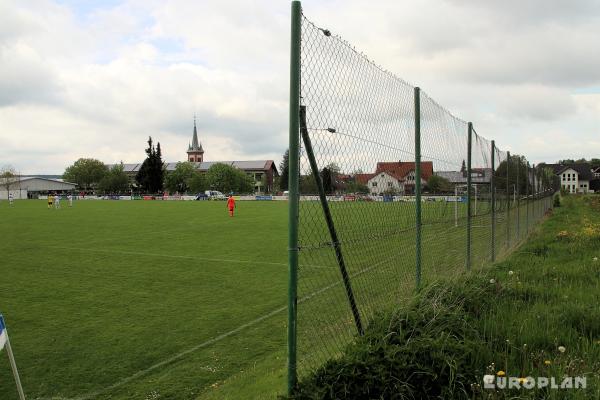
[
  {"x1": 553, "y1": 164, "x2": 593, "y2": 194},
  {"x1": 355, "y1": 161, "x2": 434, "y2": 195}
]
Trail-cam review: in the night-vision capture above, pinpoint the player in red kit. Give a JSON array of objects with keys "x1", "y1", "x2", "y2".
[{"x1": 227, "y1": 195, "x2": 236, "y2": 217}]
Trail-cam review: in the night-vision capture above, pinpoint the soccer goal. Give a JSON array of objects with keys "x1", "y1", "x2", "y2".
[{"x1": 453, "y1": 184, "x2": 488, "y2": 227}]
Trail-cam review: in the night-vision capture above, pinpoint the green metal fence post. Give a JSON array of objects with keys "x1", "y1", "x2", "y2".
[
  {"x1": 414, "y1": 87, "x2": 422, "y2": 289},
  {"x1": 287, "y1": 0, "x2": 301, "y2": 394},
  {"x1": 466, "y1": 122, "x2": 473, "y2": 270},
  {"x1": 533, "y1": 164, "x2": 540, "y2": 224},
  {"x1": 516, "y1": 156, "x2": 520, "y2": 241},
  {"x1": 506, "y1": 152, "x2": 510, "y2": 249},
  {"x1": 526, "y1": 162, "x2": 530, "y2": 234},
  {"x1": 491, "y1": 140, "x2": 496, "y2": 262}
]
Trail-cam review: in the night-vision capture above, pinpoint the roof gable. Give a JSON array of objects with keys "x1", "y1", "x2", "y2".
[
  {"x1": 557, "y1": 164, "x2": 593, "y2": 180},
  {"x1": 374, "y1": 161, "x2": 434, "y2": 181}
]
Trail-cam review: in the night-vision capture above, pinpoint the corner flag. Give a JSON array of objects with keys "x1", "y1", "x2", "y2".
[
  {"x1": 0, "y1": 315, "x2": 6, "y2": 350},
  {"x1": 0, "y1": 314, "x2": 26, "y2": 400}
]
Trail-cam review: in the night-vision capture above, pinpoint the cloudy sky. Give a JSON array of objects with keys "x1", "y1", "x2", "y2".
[{"x1": 1, "y1": 0, "x2": 599, "y2": 174}]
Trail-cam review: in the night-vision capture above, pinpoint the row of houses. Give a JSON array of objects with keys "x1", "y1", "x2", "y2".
[
  {"x1": 345, "y1": 161, "x2": 490, "y2": 195},
  {"x1": 333, "y1": 161, "x2": 600, "y2": 196}
]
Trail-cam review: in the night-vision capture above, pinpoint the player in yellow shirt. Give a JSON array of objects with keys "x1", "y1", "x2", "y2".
[{"x1": 48, "y1": 194, "x2": 54, "y2": 209}]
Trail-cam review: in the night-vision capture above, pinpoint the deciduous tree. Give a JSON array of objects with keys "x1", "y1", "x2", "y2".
[
  {"x1": 164, "y1": 162, "x2": 197, "y2": 193},
  {"x1": 0, "y1": 165, "x2": 19, "y2": 199},
  {"x1": 63, "y1": 158, "x2": 108, "y2": 190}
]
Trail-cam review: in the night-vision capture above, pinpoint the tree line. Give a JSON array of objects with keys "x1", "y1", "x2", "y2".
[
  {"x1": 62, "y1": 137, "x2": 256, "y2": 194},
  {"x1": 61, "y1": 138, "x2": 573, "y2": 196}
]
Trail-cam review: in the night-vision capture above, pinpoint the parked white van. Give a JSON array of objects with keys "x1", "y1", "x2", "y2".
[{"x1": 205, "y1": 190, "x2": 226, "y2": 200}]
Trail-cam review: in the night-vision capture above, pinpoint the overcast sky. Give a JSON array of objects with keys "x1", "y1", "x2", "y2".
[{"x1": 1, "y1": 0, "x2": 599, "y2": 174}]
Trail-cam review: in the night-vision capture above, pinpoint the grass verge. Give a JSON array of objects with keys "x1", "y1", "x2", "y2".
[{"x1": 290, "y1": 195, "x2": 600, "y2": 399}]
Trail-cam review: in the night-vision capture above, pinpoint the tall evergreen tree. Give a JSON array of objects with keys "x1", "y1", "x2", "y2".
[
  {"x1": 136, "y1": 137, "x2": 164, "y2": 193},
  {"x1": 279, "y1": 149, "x2": 289, "y2": 191},
  {"x1": 321, "y1": 167, "x2": 334, "y2": 194}
]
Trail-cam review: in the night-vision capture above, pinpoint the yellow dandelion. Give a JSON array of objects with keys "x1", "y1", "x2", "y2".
[
  {"x1": 544, "y1": 360, "x2": 552, "y2": 365},
  {"x1": 497, "y1": 370, "x2": 506, "y2": 377},
  {"x1": 518, "y1": 377, "x2": 527, "y2": 384}
]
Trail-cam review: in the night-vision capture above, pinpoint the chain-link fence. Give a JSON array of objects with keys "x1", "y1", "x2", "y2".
[{"x1": 287, "y1": 2, "x2": 556, "y2": 391}]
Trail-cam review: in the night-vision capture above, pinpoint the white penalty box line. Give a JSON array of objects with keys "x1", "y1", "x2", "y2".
[{"x1": 54, "y1": 246, "x2": 333, "y2": 270}]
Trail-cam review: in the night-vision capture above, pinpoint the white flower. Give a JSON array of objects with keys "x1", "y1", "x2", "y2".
[
  {"x1": 593, "y1": 257, "x2": 598, "y2": 262},
  {"x1": 508, "y1": 270, "x2": 514, "y2": 275},
  {"x1": 490, "y1": 278, "x2": 496, "y2": 284},
  {"x1": 558, "y1": 346, "x2": 566, "y2": 353}
]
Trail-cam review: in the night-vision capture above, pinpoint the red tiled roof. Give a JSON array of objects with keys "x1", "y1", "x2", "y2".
[
  {"x1": 374, "y1": 161, "x2": 434, "y2": 181},
  {"x1": 355, "y1": 173, "x2": 374, "y2": 185}
]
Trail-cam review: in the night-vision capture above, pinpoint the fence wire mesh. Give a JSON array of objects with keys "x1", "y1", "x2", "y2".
[{"x1": 292, "y1": 10, "x2": 555, "y2": 376}]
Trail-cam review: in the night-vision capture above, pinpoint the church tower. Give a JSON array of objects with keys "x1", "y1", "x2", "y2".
[{"x1": 187, "y1": 117, "x2": 204, "y2": 162}]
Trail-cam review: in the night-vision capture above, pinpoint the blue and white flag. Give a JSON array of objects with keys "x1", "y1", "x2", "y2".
[{"x1": 0, "y1": 315, "x2": 6, "y2": 351}]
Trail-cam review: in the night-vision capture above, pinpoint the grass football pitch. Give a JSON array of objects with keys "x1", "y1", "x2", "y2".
[
  {"x1": 0, "y1": 197, "x2": 546, "y2": 399},
  {"x1": 0, "y1": 200, "x2": 291, "y2": 400}
]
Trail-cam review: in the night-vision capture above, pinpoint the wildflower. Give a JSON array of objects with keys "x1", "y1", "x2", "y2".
[
  {"x1": 518, "y1": 377, "x2": 527, "y2": 384},
  {"x1": 508, "y1": 270, "x2": 514, "y2": 275},
  {"x1": 544, "y1": 360, "x2": 552, "y2": 365},
  {"x1": 497, "y1": 370, "x2": 506, "y2": 377},
  {"x1": 594, "y1": 257, "x2": 598, "y2": 262},
  {"x1": 558, "y1": 346, "x2": 566, "y2": 353},
  {"x1": 490, "y1": 278, "x2": 496, "y2": 284}
]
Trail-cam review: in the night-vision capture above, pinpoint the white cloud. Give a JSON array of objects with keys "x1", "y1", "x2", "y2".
[{"x1": 0, "y1": 0, "x2": 599, "y2": 174}]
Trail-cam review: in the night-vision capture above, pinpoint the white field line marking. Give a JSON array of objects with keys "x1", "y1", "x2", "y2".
[
  {"x1": 36, "y1": 252, "x2": 392, "y2": 400},
  {"x1": 53, "y1": 246, "x2": 332, "y2": 270}
]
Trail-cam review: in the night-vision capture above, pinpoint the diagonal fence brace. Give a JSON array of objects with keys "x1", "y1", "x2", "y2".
[{"x1": 299, "y1": 105, "x2": 364, "y2": 336}]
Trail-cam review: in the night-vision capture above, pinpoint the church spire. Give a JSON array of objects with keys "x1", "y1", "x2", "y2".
[
  {"x1": 187, "y1": 115, "x2": 204, "y2": 162},
  {"x1": 191, "y1": 116, "x2": 201, "y2": 150}
]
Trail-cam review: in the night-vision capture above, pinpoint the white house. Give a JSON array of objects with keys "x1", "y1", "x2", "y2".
[
  {"x1": 355, "y1": 161, "x2": 434, "y2": 195},
  {"x1": 367, "y1": 171, "x2": 405, "y2": 195},
  {"x1": 557, "y1": 165, "x2": 593, "y2": 194}
]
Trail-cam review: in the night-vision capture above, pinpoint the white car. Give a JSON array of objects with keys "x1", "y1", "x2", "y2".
[{"x1": 205, "y1": 190, "x2": 226, "y2": 200}]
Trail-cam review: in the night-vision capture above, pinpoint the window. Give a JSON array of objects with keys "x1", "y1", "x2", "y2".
[{"x1": 372, "y1": 182, "x2": 377, "y2": 187}]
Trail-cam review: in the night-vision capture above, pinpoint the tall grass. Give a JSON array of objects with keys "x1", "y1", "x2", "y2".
[{"x1": 291, "y1": 196, "x2": 600, "y2": 399}]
